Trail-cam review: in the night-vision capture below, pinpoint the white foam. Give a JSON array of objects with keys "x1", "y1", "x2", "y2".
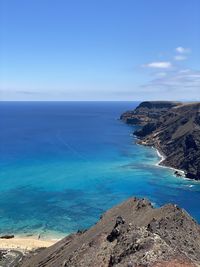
[{"x1": 155, "y1": 148, "x2": 185, "y2": 176}]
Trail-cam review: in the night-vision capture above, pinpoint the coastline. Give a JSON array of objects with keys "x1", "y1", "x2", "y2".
[
  {"x1": 0, "y1": 236, "x2": 58, "y2": 251},
  {"x1": 135, "y1": 138, "x2": 186, "y2": 178},
  {"x1": 124, "y1": 101, "x2": 200, "y2": 181},
  {"x1": 154, "y1": 147, "x2": 186, "y2": 177}
]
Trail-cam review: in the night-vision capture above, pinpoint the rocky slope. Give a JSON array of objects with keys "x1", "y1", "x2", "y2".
[
  {"x1": 121, "y1": 101, "x2": 200, "y2": 180},
  {"x1": 120, "y1": 101, "x2": 181, "y2": 125},
  {"x1": 21, "y1": 198, "x2": 200, "y2": 267}
]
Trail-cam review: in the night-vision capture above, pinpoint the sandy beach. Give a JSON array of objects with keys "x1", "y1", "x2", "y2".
[{"x1": 0, "y1": 236, "x2": 57, "y2": 251}]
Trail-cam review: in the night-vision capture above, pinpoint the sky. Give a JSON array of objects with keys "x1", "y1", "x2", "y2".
[{"x1": 0, "y1": 0, "x2": 200, "y2": 101}]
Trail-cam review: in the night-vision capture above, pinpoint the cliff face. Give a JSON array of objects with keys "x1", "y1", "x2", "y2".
[
  {"x1": 120, "y1": 101, "x2": 181, "y2": 125},
  {"x1": 121, "y1": 101, "x2": 200, "y2": 180},
  {"x1": 21, "y1": 198, "x2": 200, "y2": 267}
]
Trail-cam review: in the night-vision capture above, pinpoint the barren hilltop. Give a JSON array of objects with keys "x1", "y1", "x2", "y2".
[{"x1": 21, "y1": 198, "x2": 200, "y2": 267}]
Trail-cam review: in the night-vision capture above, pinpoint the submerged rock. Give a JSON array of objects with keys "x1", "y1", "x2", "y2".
[
  {"x1": 0, "y1": 234, "x2": 14, "y2": 239},
  {"x1": 174, "y1": 170, "x2": 183, "y2": 177}
]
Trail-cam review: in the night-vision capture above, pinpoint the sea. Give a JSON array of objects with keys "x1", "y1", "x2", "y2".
[{"x1": 0, "y1": 101, "x2": 200, "y2": 239}]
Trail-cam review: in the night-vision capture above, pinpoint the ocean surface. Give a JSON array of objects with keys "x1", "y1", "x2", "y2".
[{"x1": 1, "y1": 101, "x2": 200, "y2": 238}]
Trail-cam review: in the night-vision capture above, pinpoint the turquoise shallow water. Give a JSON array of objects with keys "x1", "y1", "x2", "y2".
[{"x1": 0, "y1": 101, "x2": 200, "y2": 238}]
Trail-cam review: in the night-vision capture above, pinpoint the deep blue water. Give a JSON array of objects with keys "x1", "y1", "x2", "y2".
[{"x1": 1, "y1": 101, "x2": 200, "y2": 238}]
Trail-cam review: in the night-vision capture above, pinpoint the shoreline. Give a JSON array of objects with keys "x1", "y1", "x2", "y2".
[
  {"x1": 135, "y1": 138, "x2": 186, "y2": 178},
  {"x1": 154, "y1": 147, "x2": 186, "y2": 177},
  {"x1": 0, "y1": 236, "x2": 58, "y2": 252}
]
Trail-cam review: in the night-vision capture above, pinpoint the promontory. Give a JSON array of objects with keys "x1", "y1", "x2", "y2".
[{"x1": 121, "y1": 101, "x2": 200, "y2": 180}]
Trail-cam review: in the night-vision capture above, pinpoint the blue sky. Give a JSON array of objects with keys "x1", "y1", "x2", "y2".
[{"x1": 0, "y1": 0, "x2": 199, "y2": 101}]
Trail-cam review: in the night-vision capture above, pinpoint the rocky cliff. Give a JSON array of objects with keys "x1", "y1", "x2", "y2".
[
  {"x1": 121, "y1": 101, "x2": 200, "y2": 180},
  {"x1": 21, "y1": 198, "x2": 200, "y2": 267},
  {"x1": 120, "y1": 101, "x2": 181, "y2": 125}
]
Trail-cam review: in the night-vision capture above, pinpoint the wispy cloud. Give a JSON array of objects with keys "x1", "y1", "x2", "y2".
[
  {"x1": 144, "y1": 61, "x2": 172, "y2": 69},
  {"x1": 136, "y1": 46, "x2": 198, "y2": 100},
  {"x1": 156, "y1": 72, "x2": 167, "y2": 77},
  {"x1": 141, "y1": 69, "x2": 200, "y2": 94},
  {"x1": 174, "y1": 55, "x2": 187, "y2": 61},
  {"x1": 174, "y1": 46, "x2": 191, "y2": 61},
  {"x1": 175, "y1": 46, "x2": 191, "y2": 54}
]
